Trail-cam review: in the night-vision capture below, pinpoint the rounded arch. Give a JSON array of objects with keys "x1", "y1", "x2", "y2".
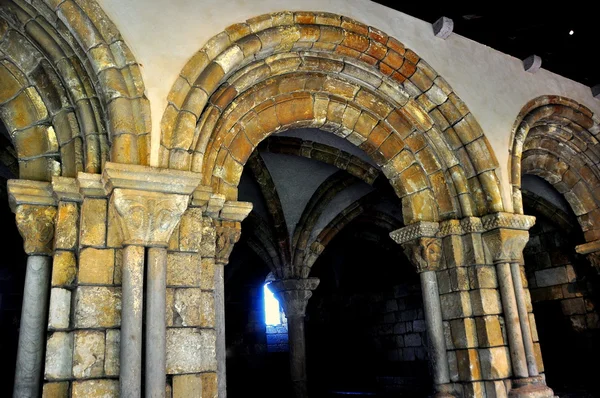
[
  {"x1": 160, "y1": 11, "x2": 503, "y2": 224},
  {"x1": 0, "y1": 0, "x2": 149, "y2": 181},
  {"x1": 510, "y1": 95, "x2": 600, "y2": 242}
]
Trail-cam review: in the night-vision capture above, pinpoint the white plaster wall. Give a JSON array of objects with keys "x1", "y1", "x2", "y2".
[{"x1": 98, "y1": 0, "x2": 600, "y2": 211}]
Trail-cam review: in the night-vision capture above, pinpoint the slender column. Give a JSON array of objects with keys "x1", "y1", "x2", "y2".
[
  {"x1": 146, "y1": 247, "x2": 167, "y2": 398},
  {"x1": 510, "y1": 263, "x2": 538, "y2": 377},
  {"x1": 394, "y1": 229, "x2": 452, "y2": 397},
  {"x1": 13, "y1": 256, "x2": 51, "y2": 398},
  {"x1": 214, "y1": 222, "x2": 243, "y2": 398},
  {"x1": 8, "y1": 181, "x2": 57, "y2": 398},
  {"x1": 121, "y1": 245, "x2": 145, "y2": 398},
  {"x1": 270, "y1": 278, "x2": 320, "y2": 398}
]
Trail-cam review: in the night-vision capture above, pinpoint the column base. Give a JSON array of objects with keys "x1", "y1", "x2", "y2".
[{"x1": 509, "y1": 376, "x2": 555, "y2": 398}]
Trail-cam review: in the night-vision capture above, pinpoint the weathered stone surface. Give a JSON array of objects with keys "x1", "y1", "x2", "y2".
[
  {"x1": 475, "y1": 315, "x2": 505, "y2": 347},
  {"x1": 167, "y1": 252, "x2": 201, "y2": 286},
  {"x1": 43, "y1": 382, "x2": 69, "y2": 398},
  {"x1": 561, "y1": 297, "x2": 586, "y2": 315},
  {"x1": 201, "y1": 373, "x2": 218, "y2": 398},
  {"x1": 72, "y1": 379, "x2": 118, "y2": 397},
  {"x1": 166, "y1": 328, "x2": 217, "y2": 374},
  {"x1": 535, "y1": 267, "x2": 568, "y2": 287},
  {"x1": 178, "y1": 208, "x2": 203, "y2": 252},
  {"x1": 172, "y1": 289, "x2": 215, "y2": 327},
  {"x1": 14, "y1": 205, "x2": 57, "y2": 255},
  {"x1": 45, "y1": 332, "x2": 73, "y2": 380},
  {"x1": 199, "y1": 221, "x2": 216, "y2": 257},
  {"x1": 440, "y1": 291, "x2": 472, "y2": 319},
  {"x1": 48, "y1": 288, "x2": 71, "y2": 329},
  {"x1": 73, "y1": 330, "x2": 105, "y2": 378},
  {"x1": 456, "y1": 348, "x2": 481, "y2": 381},
  {"x1": 450, "y1": 317, "x2": 478, "y2": 348},
  {"x1": 485, "y1": 380, "x2": 508, "y2": 398},
  {"x1": 52, "y1": 251, "x2": 77, "y2": 286},
  {"x1": 200, "y1": 257, "x2": 215, "y2": 290},
  {"x1": 74, "y1": 286, "x2": 121, "y2": 328},
  {"x1": 173, "y1": 373, "x2": 202, "y2": 397},
  {"x1": 104, "y1": 330, "x2": 120, "y2": 376},
  {"x1": 479, "y1": 346, "x2": 511, "y2": 379},
  {"x1": 471, "y1": 289, "x2": 502, "y2": 316},
  {"x1": 55, "y1": 202, "x2": 79, "y2": 249},
  {"x1": 469, "y1": 265, "x2": 498, "y2": 289},
  {"x1": 79, "y1": 248, "x2": 115, "y2": 284},
  {"x1": 80, "y1": 198, "x2": 107, "y2": 247}
]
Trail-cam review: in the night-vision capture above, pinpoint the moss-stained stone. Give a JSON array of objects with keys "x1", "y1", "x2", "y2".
[
  {"x1": 73, "y1": 330, "x2": 105, "y2": 378},
  {"x1": 72, "y1": 379, "x2": 118, "y2": 398},
  {"x1": 80, "y1": 198, "x2": 107, "y2": 247},
  {"x1": 200, "y1": 258, "x2": 215, "y2": 290},
  {"x1": 42, "y1": 381, "x2": 69, "y2": 398},
  {"x1": 74, "y1": 286, "x2": 121, "y2": 328},
  {"x1": 173, "y1": 373, "x2": 202, "y2": 397},
  {"x1": 55, "y1": 202, "x2": 79, "y2": 250},
  {"x1": 104, "y1": 330, "x2": 120, "y2": 376},
  {"x1": 167, "y1": 252, "x2": 201, "y2": 287},
  {"x1": 166, "y1": 328, "x2": 216, "y2": 374},
  {"x1": 45, "y1": 332, "x2": 73, "y2": 380},
  {"x1": 52, "y1": 251, "x2": 77, "y2": 286},
  {"x1": 79, "y1": 248, "x2": 115, "y2": 284}
]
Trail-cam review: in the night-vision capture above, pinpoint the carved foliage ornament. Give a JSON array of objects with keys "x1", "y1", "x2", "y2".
[
  {"x1": 215, "y1": 224, "x2": 241, "y2": 264},
  {"x1": 111, "y1": 189, "x2": 189, "y2": 246},
  {"x1": 402, "y1": 237, "x2": 443, "y2": 273},
  {"x1": 15, "y1": 205, "x2": 57, "y2": 255}
]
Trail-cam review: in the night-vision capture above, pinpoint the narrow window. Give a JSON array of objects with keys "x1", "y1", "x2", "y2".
[{"x1": 264, "y1": 276, "x2": 288, "y2": 352}]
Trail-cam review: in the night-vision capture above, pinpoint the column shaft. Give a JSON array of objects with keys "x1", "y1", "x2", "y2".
[
  {"x1": 420, "y1": 270, "x2": 450, "y2": 386},
  {"x1": 13, "y1": 255, "x2": 51, "y2": 398},
  {"x1": 120, "y1": 245, "x2": 145, "y2": 398},
  {"x1": 288, "y1": 315, "x2": 307, "y2": 398},
  {"x1": 510, "y1": 262, "x2": 538, "y2": 377},
  {"x1": 146, "y1": 247, "x2": 167, "y2": 397},
  {"x1": 215, "y1": 262, "x2": 227, "y2": 398},
  {"x1": 496, "y1": 262, "x2": 528, "y2": 378}
]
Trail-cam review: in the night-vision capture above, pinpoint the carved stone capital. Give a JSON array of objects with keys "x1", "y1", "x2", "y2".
[
  {"x1": 52, "y1": 177, "x2": 82, "y2": 202},
  {"x1": 482, "y1": 228, "x2": 530, "y2": 264},
  {"x1": 390, "y1": 221, "x2": 439, "y2": 245},
  {"x1": 192, "y1": 185, "x2": 253, "y2": 221},
  {"x1": 8, "y1": 180, "x2": 57, "y2": 255},
  {"x1": 401, "y1": 237, "x2": 444, "y2": 273},
  {"x1": 481, "y1": 212, "x2": 536, "y2": 231},
  {"x1": 269, "y1": 278, "x2": 320, "y2": 318},
  {"x1": 102, "y1": 162, "x2": 201, "y2": 247},
  {"x1": 215, "y1": 222, "x2": 242, "y2": 264}
]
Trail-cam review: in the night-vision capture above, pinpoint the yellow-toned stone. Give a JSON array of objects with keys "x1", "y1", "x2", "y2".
[
  {"x1": 479, "y1": 346, "x2": 511, "y2": 379},
  {"x1": 179, "y1": 208, "x2": 203, "y2": 252},
  {"x1": 73, "y1": 330, "x2": 105, "y2": 378},
  {"x1": 74, "y1": 286, "x2": 121, "y2": 328},
  {"x1": 80, "y1": 198, "x2": 107, "y2": 247},
  {"x1": 106, "y1": 204, "x2": 123, "y2": 248},
  {"x1": 113, "y1": 249, "x2": 122, "y2": 285},
  {"x1": 43, "y1": 381, "x2": 69, "y2": 398},
  {"x1": 79, "y1": 248, "x2": 115, "y2": 285},
  {"x1": 171, "y1": 288, "x2": 215, "y2": 327},
  {"x1": 200, "y1": 258, "x2": 215, "y2": 290},
  {"x1": 14, "y1": 205, "x2": 57, "y2": 255},
  {"x1": 167, "y1": 252, "x2": 201, "y2": 287},
  {"x1": 54, "y1": 202, "x2": 79, "y2": 250},
  {"x1": 173, "y1": 373, "x2": 202, "y2": 397},
  {"x1": 450, "y1": 318, "x2": 478, "y2": 349},
  {"x1": 72, "y1": 379, "x2": 118, "y2": 397},
  {"x1": 52, "y1": 251, "x2": 77, "y2": 286},
  {"x1": 456, "y1": 349, "x2": 481, "y2": 381},
  {"x1": 201, "y1": 373, "x2": 218, "y2": 398},
  {"x1": 475, "y1": 315, "x2": 505, "y2": 347}
]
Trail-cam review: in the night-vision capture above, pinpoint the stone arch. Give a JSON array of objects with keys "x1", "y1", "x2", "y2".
[
  {"x1": 160, "y1": 11, "x2": 504, "y2": 224},
  {"x1": 0, "y1": 0, "x2": 149, "y2": 181},
  {"x1": 510, "y1": 95, "x2": 600, "y2": 242}
]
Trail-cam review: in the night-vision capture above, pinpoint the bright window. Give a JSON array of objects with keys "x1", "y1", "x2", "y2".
[{"x1": 264, "y1": 283, "x2": 282, "y2": 325}]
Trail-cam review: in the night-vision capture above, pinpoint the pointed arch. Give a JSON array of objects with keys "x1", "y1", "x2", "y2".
[{"x1": 160, "y1": 11, "x2": 504, "y2": 224}]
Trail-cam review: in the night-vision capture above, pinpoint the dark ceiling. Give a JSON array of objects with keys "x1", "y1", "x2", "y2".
[{"x1": 373, "y1": 2, "x2": 598, "y2": 89}]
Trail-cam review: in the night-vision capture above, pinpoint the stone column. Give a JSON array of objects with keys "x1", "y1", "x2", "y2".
[
  {"x1": 391, "y1": 222, "x2": 452, "y2": 397},
  {"x1": 482, "y1": 213, "x2": 554, "y2": 398},
  {"x1": 103, "y1": 162, "x2": 201, "y2": 398},
  {"x1": 8, "y1": 180, "x2": 57, "y2": 398},
  {"x1": 270, "y1": 278, "x2": 320, "y2": 398}
]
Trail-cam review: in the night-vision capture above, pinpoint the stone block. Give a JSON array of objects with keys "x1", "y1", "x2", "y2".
[
  {"x1": 74, "y1": 286, "x2": 121, "y2": 328},
  {"x1": 533, "y1": 342, "x2": 544, "y2": 372},
  {"x1": 447, "y1": 350, "x2": 459, "y2": 382},
  {"x1": 561, "y1": 297, "x2": 586, "y2": 315},
  {"x1": 171, "y1": 288, "x2": 214, "y2": 327},
  {"x1": 479, "y1": 346, "x2": 511, "y2": 379},
  {"x1": 443, "y1": 235, "x2": 465, "y2": 268},
  {"x1": 440, "y1": 291, "x2": 472, "y2": 319},
  {"x1": 404, "y1": 333, "x2": 421, "y2": 347},
  {"x1": 173, "y1": 373, "x2": 202, "y2": 397},
  {"x1": 43, "y1": 382, "x2": 69, "y2": 398},
  {"x1": 178, "y1": 208, "x2": 203, "y2": 252},
  {"x1": 113, "y1": 249, "x2": 122, "y2": 285},
  {"x1": 79, "y1": 198, "x2": 107, "y2": 247},
  {"x1": 104, "y1": 330, "x2": 120, "y2": 376},
  {"x1": 475, "y1": 316, "x2": 505, "y2": 347},
  {"x1": 450, "y1": 318, "x2": 478, "y2": 349},
  {"x1": 106, "y1": 204, "x2": 123, "y2": 248},
  {"x1": 456, "y1": 349, "x2": 481, "y2": 381},
  {"x1": 167, "y1": 252, "x2": 201, "y2": 287},
  {"x1": 48, "y1": 288, "x2": 71, "y2": 329},
  {"x1": 45, "y1": 332, "x2": 73, "y2": 380},
  {"x1": 201, "y1": 373, "x2": 218, "y2": 398},
  {"x1": 73, "y1": 330, "x2": 105, "y2": 378},
  {"x1": 199, "y1": 221, "x2": 216, "y2": 257},
  {"x1": 463, "y1": 382, "x2": 485, "y2": 398},
  {"x1": 52, "y1": 251, "x2": 77, "y2": 286},
  {"x1": 72, "y1": 379, "x2": 118, "y2": 397},
  {"x1": 79, "y1": 248, "x2": 115, "y2": 284},
  {"x1": 469, "y1": 265, "x2": 498, "y2": 289},
  {"x1": 530, "y1": 285, "x2": 563, "y2": 302},
  {"x1": 54, "y1": 202, "x2": 79, "y2": 249},
  {"x1": 200, "y1": 258, "x2": 215, "y2": 290},
  {"x1": 449, "y1": 267, "x2": 470, "y2": 291},
  {"x1": 471, "y1": 289, "x2": 502, "y2": 316},
  {"x1": 485, "y1": 380, "x2": 508, "y2": 398},
  {"x1": 535, "y1": 267, "x2": 568, "y2": 287},
  {"x1": 166, "y1": 328, "x2": 217, "y2": 374}
]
